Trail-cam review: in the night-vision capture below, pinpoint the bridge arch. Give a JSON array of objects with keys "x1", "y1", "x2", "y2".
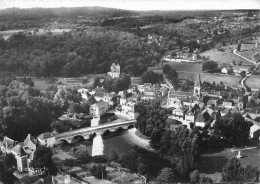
[
  {"x1": 55, "y1": 139, "x2": 69, "y2": 145},
  {"x1": 88, "y1": 132, "x2": 97, "y2": 140},
  {"x1": 128, "y1": 124, "x2": 134, "y2": 129},
  {"x1": 71, "y1": 135, "x2": 84, "y2": 144}
]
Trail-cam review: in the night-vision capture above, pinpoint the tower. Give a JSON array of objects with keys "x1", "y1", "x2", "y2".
[{"x1": 193, "y1": 73, "x2": 201, "y2": 96}]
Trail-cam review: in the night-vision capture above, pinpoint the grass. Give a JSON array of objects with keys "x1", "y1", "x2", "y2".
[
  {"x1": 176, "y1": 71, "x2": 240, "y2": 86},
  {"x1": 200, "y1": 73, "x2": 241, "y2": 86},
  {"x1": 199, "y1": 148, "x2": 260, "y2": 183},
  {"x1": 200, "y1": 47, "x2": 253, "y2": 66},
  {"x1": 245, "y1": 75, "x2": 260, "y2": 90},
  {"x1": 33, "y1": 78, "x2": 58, "y2": 90},
  {"x1": 164, "y1": 62, "x2": 202, "y2": 73}
]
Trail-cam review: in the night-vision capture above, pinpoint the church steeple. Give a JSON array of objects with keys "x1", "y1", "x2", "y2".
[{"x1": 194, "y1": 72, "x2": 201, "y2": 96}]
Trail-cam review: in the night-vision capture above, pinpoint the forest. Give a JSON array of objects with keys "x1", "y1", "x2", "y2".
[{"x1": 0, "y1": 27, "x2": 163, "y2": 77}]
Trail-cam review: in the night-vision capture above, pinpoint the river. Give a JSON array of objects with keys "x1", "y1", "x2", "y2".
[{"x1": 79, "y1": 128, "x2": 153, "y2": 156}]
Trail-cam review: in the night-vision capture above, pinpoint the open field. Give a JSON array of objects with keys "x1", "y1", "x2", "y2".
[
  {"x1": 199, "y1": 148, "x2": 260, "y2": 183},
  {"x1": 200, "y1": 47, "x2": 253, "y2": 66},
  {"x1": 33, "y1": 78, "x2": 58, "y2": 91},
  {"x1": 200, "y1": 73, "x2": 241, "y2": 86},
  {"x1": 176, "y1": 71, "x2": 240, "y2": 86},
  {"x1": 164, "y1": 62, "x2": 202, "y2": 73},
  {"x1": 245, "y1": 75, "x2": 260, "y2": 90}
]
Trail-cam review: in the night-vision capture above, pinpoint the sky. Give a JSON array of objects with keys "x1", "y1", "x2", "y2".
[{"x1": 0, "y1": 0, "x2": 259, "y2": 10}]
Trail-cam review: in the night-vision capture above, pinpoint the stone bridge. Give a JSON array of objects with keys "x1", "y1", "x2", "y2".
[{"x1": 54, "y1": 120, "x2": 137, "y2": 144}]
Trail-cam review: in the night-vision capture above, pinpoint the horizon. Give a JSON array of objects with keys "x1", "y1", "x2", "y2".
[{"x1": 0, "y1": 0, "x2": 259, "y2": 11}]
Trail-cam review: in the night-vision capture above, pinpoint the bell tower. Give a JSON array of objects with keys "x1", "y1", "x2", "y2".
[{"x1": 194, "y1": 73, "x2": 201, "y2": 96}]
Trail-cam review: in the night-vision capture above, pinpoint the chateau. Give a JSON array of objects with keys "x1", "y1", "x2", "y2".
[{"x1": 108, "y1": 63, "x2": 120, "y2": 78}]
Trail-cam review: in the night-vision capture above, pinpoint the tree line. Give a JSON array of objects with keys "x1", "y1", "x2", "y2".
[{"x1": 0, "y1": 28, "x2": 161, "y2": 77}]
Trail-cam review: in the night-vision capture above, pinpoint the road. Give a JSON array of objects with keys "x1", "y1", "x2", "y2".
[{"x1": 233, "y1": 49, "x2": 259, "y2": 91}]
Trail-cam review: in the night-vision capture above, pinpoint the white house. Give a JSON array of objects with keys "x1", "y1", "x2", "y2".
[
  {"x1": 108, "y1": 63, "x2": 120, "y2": 78},
  {"x1": 37, "y1": 132, "x2": 56, "y2": 148},
  {"x1": 221, "y1": 66, "x2": 232, "y2": 74},
  {"x1": 90, "y1": 100, "x2": 109, "y2": 117},
  {"x1": 117, "y1": 100, "x2": 137, "y2": 120},
  {"x1": 222, "y1": 99, "x2": 234, "y2": 108},
  {"x1": 250, "y1": 124, "x2": 260, "y2": 139},
  {"x1": 185, "y1": 109, "x2": 196, "y2": 123}
]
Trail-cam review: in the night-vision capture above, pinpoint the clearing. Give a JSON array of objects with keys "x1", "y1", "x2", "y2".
[
  {"x1": 164, "y1": 62, "x2": 202, "y2": 73},
  {"x1": 200, "y1": 47, "x2": 253, "y2": 66},
  {"x1": 176, "y1": 71, "x2": 241, "y2": 86},
  {"x1": 199, "y1": 148, "x2": 260, "y2": 183},
  {"x1": 245, "y1": 75, "x2": 260, "y2": 90},
  {"x1": 33, "y1": 78, "x2": 58, "y2": 91}
]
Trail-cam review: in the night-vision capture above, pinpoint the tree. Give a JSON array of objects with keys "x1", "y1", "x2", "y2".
[
  {"x1": 67, "y1": 103, "x2": 83, "y2": 114},
  {"x1": 202, "y1": 61, "x2": 218, "y2": 73},
  {"x1": 237, "y1": 40, "x2": 242, "y2": 51},
  {"x1": 160, "y1": 127, "x2": 200, "y2": 176},
  {"x1": 221, "y1": 158, "x2": 259, "y2": 183},
  {"x1": 240, "y1": 71, "x2": 246, "y2": 78},
  {"x1": 108, "y1": 150, "x2": 119, "y2": 162},
  {"x1": 190, "y1": 170, "x2": 213, "y2": 184},
  {"x1": 218, "y1": 113, "x2": 251, "y2": 147},
  {"x1": 31, "y1": 146, "x2": 57, "y2": 175},
  {"x1": 90, "y1": 164, "x2": 107, "y2": 179},
  {"x1": 190, "y1": 170, "x2": 200, "y2": 184},
  {"x1": 141, "y1": 71, "x2": 163, "y2": 84},
  {"x1": 157, "y1": 167, "x2": 175, "y2": 183},
  {"x1": 0, "y1": 154, "x2": 16, "y2": 184},
  {"x1": 163, "y1": 64, "x2": 178, "y2": 81}
]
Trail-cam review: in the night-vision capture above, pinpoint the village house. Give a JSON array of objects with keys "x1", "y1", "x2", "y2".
[
  {"x1": 232, "y1": 65, "x2": 252, "y2": 75},
  {"x1": 0, "y1": 134, "x2": 37, "y2": 172},
  {"x1": 165, "y1": 118, "x2": 182, "y2": 131},
  {"x1": 195, "y1": 111, "x2": 211, "y2": 128},
  {"x1": 108, "y1": 63, "x2": 120, "y2": 78},
  {"x1": 221, "y1": 66, "x2": 233, "y2": 74},
  {"x1": 167, "y1": 96, "x2": 183, "y2": 108},
  {"x1": 116, "y1": 100, "x2": 137, "y2": 120},
  {"x1": 89, "y1": 100, "x2": 109, "y2": 117},
  {"x1": 78, "y1": 88, "x2": 91, "y2": 101},
  {"x1": 184, "y1": 108, "x2": 196, "y2": 123},
  {"x1": 250, "y1": 124, "x2": 260, "y2": 140},
  {"x1": 172, "y1": 108, "x2": 185, "y2": 120},
  {"x1": 222, "y1": 99, "x2": 234, "y2": 108}
]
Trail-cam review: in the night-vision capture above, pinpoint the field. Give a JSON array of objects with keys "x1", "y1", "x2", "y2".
[
  {"x1": 199, "y1": 149, "x2": 260, "y2": 182},
  {"x1": 176, "y1": 71, "x2": 240, "y2": 86},
  {"x1": 200, "y1": 47, "x2": 253, "y2": 66},
  {"x1": 33, "y1": 78, "x2": 58, "y2": 90},
  {"x1": 245, "y1": 75, "x2": 260, "y2": 90},
  {"x1": 199, "y1": 148, "x2": 260, "y2": 183},
  {"x1": 200, "y1": 73, "x2": 240, "y2": 86},
  {"x1": 164, "y1": 62, "x2": 202, "y2": 72}
]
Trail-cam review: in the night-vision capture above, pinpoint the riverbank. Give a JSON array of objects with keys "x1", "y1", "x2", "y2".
[{"x1": 127, "y1": 128, "x2": 157, "y2": 153}]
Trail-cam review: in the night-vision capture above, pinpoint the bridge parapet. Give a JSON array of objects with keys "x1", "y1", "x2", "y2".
[{"x1": 54, "y1": 120, "x2": 136, "y2": 144}]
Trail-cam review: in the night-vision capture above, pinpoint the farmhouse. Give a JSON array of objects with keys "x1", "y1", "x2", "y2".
[{"x1": 221, "y1": 66, "x2": 232, "y2": 74}]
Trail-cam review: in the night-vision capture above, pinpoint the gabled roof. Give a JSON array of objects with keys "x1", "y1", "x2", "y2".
[
  {"x1": 24, "y1": 134, "x2": 36, "y2": 151},
  {"x1": 95, "y1": 91, "x2": 105, "y2": 98},
  {"x1": 196, "y1": 113, "x2": 205, "y2": 122},
  {"x1": 2, "y1": 136, "x2": 15, "y2": 149},
  {"x1": 166, "y1": 118, "x2": 182, "y2": 126},
  {"x1": 11, "y1": 144, "x2": 26, "y2": 156},
  {"x1": 93, "y1": 100, "x2": 109, "y2": 109}
]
